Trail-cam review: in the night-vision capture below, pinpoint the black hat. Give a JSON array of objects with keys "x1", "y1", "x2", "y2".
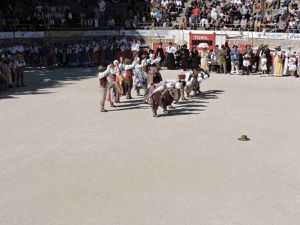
[{"x1": 238, "y1": 135, "x2": 250, "y2": 141}]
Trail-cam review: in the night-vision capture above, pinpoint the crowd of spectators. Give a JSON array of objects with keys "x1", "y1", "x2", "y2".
[
  {"x1": 155, "y1": 42, "x2": 300, "y2": 77},
  {"x1": 1, "y1": 0, "x2": 299, "y2": 32},
  {"x1": 0, "y1": 0, "x2": 155, "y2": 31},
  {"x1": 148, "y1": 0, "x2": 188, "y2": 28},
  {"x1": 182, "y1": 0, "x2": 300, "y2": 32}
]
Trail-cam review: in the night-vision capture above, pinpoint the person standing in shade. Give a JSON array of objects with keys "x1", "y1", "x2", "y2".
[
  {"x1": 180, "y1": 44, "x2": 190, "y2": 71},
  {"x1": 155, "y1": 42, "x2": 165, "y2": 68},
  {"x1": 219, "y1": 45, "x2": 227, "y2": 74},
  {"x1": 14, "y1": 52, "x2": 26, "y2": 87},
  {"x1": 190, "y1": 47, "x2": 200, "y2": 70},
  {"x1": 166, "y1": 42, "x2": 177, "y2": 70}
]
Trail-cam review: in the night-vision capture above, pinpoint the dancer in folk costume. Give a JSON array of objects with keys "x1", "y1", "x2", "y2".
[
  {"x1": 123, "y1": 58, "x2": 137, "y2": 99},
  {"x1": 283, "y1": 46, "x2": 292, "y2": 76},
  {"x1": 106, "y1": 61, "x2": 121, "y2": 107},
  {"x1": 260, "y1": 54, "x2": 268, "y2": 77},
  {"x1": 197, "y1": 68, "x2": 210, "y2": 94},
  {"x1": 147, "y1": 54, "x2": 162, "y2": 86},
  {"x1": 177, "y1": 73, "x2": 187, "y2": 100},
  {"x1": 116, "y1": 57, "x2": 129, "y2": 98},
  {"x1": 134, "y1": 57, "x2": 148, "y2": 96},
  {"x1": 185, "y1": 68, "x2": 210, "y2": 97},
  {"x1": 184, "y1": 68, "x2": 200, "y2": 97},
  {"x1": 168, "y1": 80, "x2": 183, "y2": 104},
  {"x1": 288, "y1": 52, "x2": 298, "y2": 78},
  {"x1": 149, "y1": 82, "x2": 175, "y2": 117},
  {"x1": 97, "y1": 66, "x2": 110, "y2": 112},
  {"x1": 273, "y1": 46, "x2": 283, "y2": 77},
  {"x1": 200, "y1": 47, "x2": 209, "y2": 71}
]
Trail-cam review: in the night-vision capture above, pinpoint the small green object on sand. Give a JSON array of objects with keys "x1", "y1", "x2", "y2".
[{"x1": 238, "y1": 135, "x2": 250, "y2": 141}]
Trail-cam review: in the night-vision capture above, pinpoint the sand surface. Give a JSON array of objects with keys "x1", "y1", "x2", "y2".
[{"x1": 1, "y1": 68, "x2": 300, "y2": 225}]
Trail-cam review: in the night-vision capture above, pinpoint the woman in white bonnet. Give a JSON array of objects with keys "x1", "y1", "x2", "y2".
[
  {"x1": 260, "y1": 53, "x2": 268, "y2": 77},
  {"x1": 288, "y1": 52, "x2": 298, "y2": 78}
]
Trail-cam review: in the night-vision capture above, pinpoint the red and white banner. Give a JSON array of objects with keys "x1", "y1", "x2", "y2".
[{"x1": 189, "y1": 32, "x2": 216, "y2": 50}]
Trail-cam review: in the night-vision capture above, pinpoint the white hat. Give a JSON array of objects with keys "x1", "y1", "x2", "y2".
[
  {"x1": 113, "y1": 60, "x2": 119, "y2": 65},
  {"x1": 166, "y1": 82, "x2": 175, "y2": 89},
  {"x1": 152, "y1": 85, "x2": 164, "y2": 94},
  {"x1": 186, "y1": 80, "x2": 192, "y2": 87},
  {"x1": 98, "y1": 72, "x2": 106, "y2": 79},
  {"x1": 203, "y1": 74, "x2": 209, "y2": 80}
]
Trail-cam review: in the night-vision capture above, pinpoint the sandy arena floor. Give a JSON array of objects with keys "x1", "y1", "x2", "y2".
[{"x1": 1, "y1": 68, "x2": 300, "y2": 225}]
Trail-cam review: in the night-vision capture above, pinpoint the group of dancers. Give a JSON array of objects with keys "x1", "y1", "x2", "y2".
[{"x1": 97, "y1": 53, "x2": 210, "y2": 117}]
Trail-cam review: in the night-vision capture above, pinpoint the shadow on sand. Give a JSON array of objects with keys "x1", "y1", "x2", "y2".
[
  {"x1": 0, "y1": 68, "x2": 97, "y2": 100},
  {"x1": 108, "y1": 89, "x2": 225, "y2": 117}
]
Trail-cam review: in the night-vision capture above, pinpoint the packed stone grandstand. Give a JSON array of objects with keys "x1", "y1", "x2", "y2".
[{"x1": 0, "y1": 0, "x2": 299, "y2": 32}]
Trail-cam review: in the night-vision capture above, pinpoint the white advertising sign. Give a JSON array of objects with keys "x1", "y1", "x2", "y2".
[{"x1": 0, "y1": 32, "x2": 14, "y2": 39}]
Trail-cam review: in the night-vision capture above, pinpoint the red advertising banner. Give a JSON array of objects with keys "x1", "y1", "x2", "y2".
[{"x1": 189, "y1": 32, "x2": 216, "y2": 50}]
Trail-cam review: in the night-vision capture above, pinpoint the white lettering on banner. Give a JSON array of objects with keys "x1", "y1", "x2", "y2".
[
  {"x1": 0, "y1": 32, "x2": 14, "y2": 39},
  {"x1": 149, "y1": 30, "x2": 170, "y2": 37},
  {"x1": 14, "y1": 32, "x2": 45, "y2": 39},
  {"x1": 45, "y1": 31, "x2": 83, "y2": 38},
  {"x1": 120, "y1": 30, "x2": 149, "y2": 36},
  {"x1": 288, "y1": 33, "x2": 300, "y2": 40},
  {"x1": 84, "y1": 30, "x2": 120, "y2": 37},
  {"x1": 254, "y1": 32, "x2": 286, "y2": 39},
  {"x1": 120, "y1": 30, "x2": 170, "y2": 38},
  {"x1": 193, "y1": 35, "x2": 209, "y2": 40}
]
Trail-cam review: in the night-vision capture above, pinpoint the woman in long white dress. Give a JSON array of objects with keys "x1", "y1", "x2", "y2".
[
  {"x1": 260, "y1": 54, "x2": 268, "y2": 77},
  {"x1": 200, "y1": 48, "x2": 209, "y2": 71},
  {"x1": 288, "y1": 53, "x2": 298, "y2": 78}
]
